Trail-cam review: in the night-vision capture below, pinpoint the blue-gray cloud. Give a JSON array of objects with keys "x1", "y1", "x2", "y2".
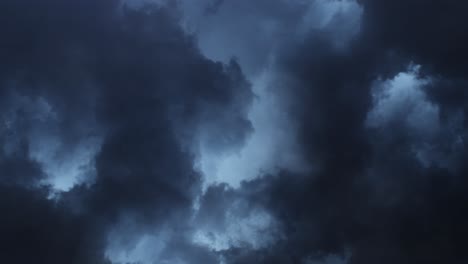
[{"x1": 2, "y1": 0, "x2": 468, "y2": 264}]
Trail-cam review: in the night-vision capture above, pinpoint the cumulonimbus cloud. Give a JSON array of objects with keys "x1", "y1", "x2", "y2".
[{"x1": 1, "y1": 0, "x2": 468, "y2": 264}]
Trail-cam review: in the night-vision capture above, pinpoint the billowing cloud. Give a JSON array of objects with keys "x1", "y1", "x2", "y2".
[
  {"x1": 2, "y1": 0, "x2": 468, "y2": 263},
  {"x1": 0, "y1": 0, "x2": 252, "y2": 263}
]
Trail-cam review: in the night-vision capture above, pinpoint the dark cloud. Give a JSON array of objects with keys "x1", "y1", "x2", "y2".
[
  {"x1": 0, "y1": 185, "x2": 108, "y2": 264},
  {"x1": 179, "y1": 0, "x2": 310, "y2": 75},
  {"x1": 203, "y1": 0, "x2": 225, "y2": 15},
  {"x1": 2, "y1": 0, "x2": 468, "y2": 263},
  {"x1": 213, "y1": 0, "x2": 468, "y2": 263},
  {"x1": 0, "y1": 0, "x2": 252, "y2": 263},
  {"x1": 360, "y1": 0, "x2": 468, "y2": 77}
]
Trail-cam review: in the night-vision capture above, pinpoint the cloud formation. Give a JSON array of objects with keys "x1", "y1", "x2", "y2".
[{"x1": 1, "y1": 0, "x2": 468, "y2": 263}]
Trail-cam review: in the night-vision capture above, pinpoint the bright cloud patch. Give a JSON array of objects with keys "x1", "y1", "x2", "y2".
[
  {"x1": 193, "y1": 208, "x2": 281, "y2": 251},
  {"x1": 301, "y1": 0, "x2": 363, "y2": 47},
  {"x1": 367, "y1": 64, "x2": 438, "y2": 133},
  {"x1": 30, "y1": 135, "x2": 101, "y2": 192},
  {"x1": 196, "y1": 67, "x2": 309, "y2": 189},
  {"x1": 367, "y1": 64, "x2": 464, "y2": 169}
]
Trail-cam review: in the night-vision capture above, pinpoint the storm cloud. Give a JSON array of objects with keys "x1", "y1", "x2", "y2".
[{"x1": 1, "y1": 0, "x2": 468, "y2": 263}]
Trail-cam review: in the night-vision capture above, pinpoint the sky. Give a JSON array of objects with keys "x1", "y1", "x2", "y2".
[{"x1": 1, "y1": 0, "x2": 468, "y2": 263}]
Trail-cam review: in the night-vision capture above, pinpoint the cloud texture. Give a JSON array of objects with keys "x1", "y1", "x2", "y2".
[{"x1": 1, "y1": 0, "x2": 468, "y2": 263}]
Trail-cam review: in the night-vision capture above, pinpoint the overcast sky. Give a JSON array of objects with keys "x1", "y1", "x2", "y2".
[{"x1": 1, "y1": 0, "x2": 468, "y2": 263}]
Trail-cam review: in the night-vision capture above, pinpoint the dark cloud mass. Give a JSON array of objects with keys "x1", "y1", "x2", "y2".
[
  {"x1": 0, "y1": 0, "x2": 251, "y2": 263},
  {"x1": 1, "y1": 0, "x2": 468, "y2": 263}
]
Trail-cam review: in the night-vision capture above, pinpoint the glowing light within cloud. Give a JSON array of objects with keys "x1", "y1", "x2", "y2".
[
  {"x1": 123, "y1": 0, "x2": 364, "y2": 190},
  {"x1": 30, "y1": 135, "x2": 101, "y2": 192},
  {"x1": 193, "y1": 208, "x2": 281, "y2": 251},
  {"x1": 301, "y1": 0, "x2": 363, "y2": 30},
  {"x1": 9, "y1": 95, "x2": 103, "y2": 192},
  {"x1": 367, "y1": 64, "x2": 464, "y2": 169},
  {"x1": 187, "y1": 0, "x2": 363, "y2": 189},
  {"x1": 195, "y1": 67, "x2": 309, "y2": 188},
  {"x1": 367, "y1": 65, "x2": 438, "y2": 132},
  {"x1": 1, "y1": 93, "x2": 101, "y2": 192}
]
